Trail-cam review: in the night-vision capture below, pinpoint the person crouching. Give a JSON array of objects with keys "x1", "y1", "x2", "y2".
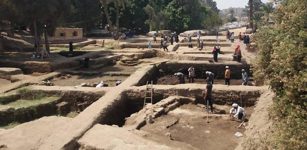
[{"x1": 229, "y1": 103, "x2": 245, "y2": 122}]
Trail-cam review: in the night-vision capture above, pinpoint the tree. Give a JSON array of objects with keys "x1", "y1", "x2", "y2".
[
  {"x1": 61, "y1": 0, "x2": 101, "y2": 32},
  {"x1": 11, "y1": 0, "x2": 71, "y2": 53},
  {"x1": 228, "y1": 8, "x2": 237, "y2": 22},
  {"x1": 120, "y1": 0, "x2": 149, "y2": 33},
  {"x1": 253, "y1": 0, "x2": 307, "y2": 149},
  {"x1": 99, "y1": 0, "x2": 128, "y2": 33}
]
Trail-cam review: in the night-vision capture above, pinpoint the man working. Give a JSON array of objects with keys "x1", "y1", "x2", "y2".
[
  {"x1": 229, "y1": 103, "x2": 245, "y2": 122},
  {"x1": 205, "y1": 71, "x2": 215, "y2": 84},
  {"x1": 174, "y1": 72, "x2": 185, "y2": 84},
  {"x1": 188, "y1": 66, "x2": 195, "y2": 83},
  {"x1": 233, "y1": 45, "x2": 242, "y2": 62},
  {"x1": 212, "y1": 45, "x2": 221, "y2": 62},
  {"x1": 204, "y1": 83, "x2": 213, "y2": 113},
  {"x1": 225, "y1": 66, "x2": 231, "y2": 85},
  {"x1": 242, "y1": 69, "x2": 249, "y2": 85}
]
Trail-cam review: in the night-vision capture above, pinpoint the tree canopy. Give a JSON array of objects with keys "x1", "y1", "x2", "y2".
[{"x1": 253, "y1": 0, "x2": 307, "y2": 149}]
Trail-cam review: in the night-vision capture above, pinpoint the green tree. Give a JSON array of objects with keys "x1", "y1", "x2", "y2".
[
  {"x1": 61, "y1": 0, "x2": 101, "y2": 32},
  {"x1": 253, "y1": 0, "x2": 307, "y2": 149},
  {"x1": 11, "y1": 0, "x2": 71, "y2": 53}
]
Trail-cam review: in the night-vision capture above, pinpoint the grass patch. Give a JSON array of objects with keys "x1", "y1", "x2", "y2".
[{"x1": 2, "y1": 96, "x2": 59, "y2": 109}]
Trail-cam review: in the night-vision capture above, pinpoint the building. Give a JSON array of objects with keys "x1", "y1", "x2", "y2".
[{"x1": 49, "y1": 27, "x2": 85, "y2": 44}]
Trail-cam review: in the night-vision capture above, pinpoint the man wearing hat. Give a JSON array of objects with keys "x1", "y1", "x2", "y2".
[
  {"x1": 225, "y1": 66, "x2": 231, "y2": 85},
  {"x1": 241, "y1": 69, "x2": 249, "y2": 85},
  {"x1": 230, "y1": 103, "x2": 245, "y2": 121}
]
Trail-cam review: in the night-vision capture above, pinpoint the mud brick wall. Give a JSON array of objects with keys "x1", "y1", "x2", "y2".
[
  {"x1": 98, "y1": 93, "x2": 130, "y2": 127},
  {"x1": 124, "y1": 88, "x2": 261, "y2": 107}
]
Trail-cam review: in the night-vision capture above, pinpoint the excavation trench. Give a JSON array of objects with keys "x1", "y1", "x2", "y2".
[
  {"x1": 135, "y1": 62, "x2": 252, "y2": 86},
  {"x1": 84, "y1": 87, "x2": 261, "y2": 150},
  {"x1": 0, "y1": 89, "x2": 102, "y2": 128}
]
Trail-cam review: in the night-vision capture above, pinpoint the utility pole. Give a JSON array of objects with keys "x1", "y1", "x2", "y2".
[{"x1": 249, "y1": 0, "x2": 254, "y2": 29}]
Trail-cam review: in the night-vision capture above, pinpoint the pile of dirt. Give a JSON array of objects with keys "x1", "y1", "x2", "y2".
[{"x1": 157, "y1": 75, "x2": 179, "y2": 85}]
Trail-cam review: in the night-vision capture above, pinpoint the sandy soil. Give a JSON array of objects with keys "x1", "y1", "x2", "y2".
[
  {"x1": 51, "y1": 74, "x2": 128, "y2": 87},
  {"x1": 0, "y1": 78, "x2": 12, "y2": 88},
  {"x1": 141, "y1": 104, "x2": 247, "y2": 150}
]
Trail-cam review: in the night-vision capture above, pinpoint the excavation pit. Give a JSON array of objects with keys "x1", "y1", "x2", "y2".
[
  {"x1": 58, "y1": 51, "x2": 88, "y2": 58},
  {"x1": 136, "y1": 62, "x2": 252, "y2": 86},
  {"x1": 92, "y1": 88, "x2": 261, "y2": 150},
  {"x1": 0, "y1": 88, "x2": 102, "y2": 128},
  {"x1": 48, "y1": 63, "x2": 136, "y2": 87}
]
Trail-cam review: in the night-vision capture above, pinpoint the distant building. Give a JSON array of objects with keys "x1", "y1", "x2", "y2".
[{"x1": 49, "y1": 27, "x2": 86, "y2": 44}]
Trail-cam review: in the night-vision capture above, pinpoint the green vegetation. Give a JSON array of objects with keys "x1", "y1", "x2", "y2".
[
  {"x1": 3, "y1": 96, "x2": 59, "y2": 109},
  {"x1": 253, "y1": 0, "x2": 307, "y2": 149}
]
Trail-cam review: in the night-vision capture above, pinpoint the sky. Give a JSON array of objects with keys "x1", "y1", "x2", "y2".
[{"x1": 213, "y1": 0, "x2": 269, "y2": 10}]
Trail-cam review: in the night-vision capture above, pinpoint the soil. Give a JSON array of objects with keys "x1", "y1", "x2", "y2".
[
  {"x1": 51, "y1": 74, "x2": 128, "y2": 87},
  {"x1": 141, "y1": 103, "x2": 248, "y2": 150},
  {"x1": 0, "y1": 78, "x2": 11, "y2": 88},
  {"x1": 157, "y1": 75, "x2": 243, "y2": 85}
]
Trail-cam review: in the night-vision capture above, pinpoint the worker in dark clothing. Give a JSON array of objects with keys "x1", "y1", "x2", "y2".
[
  {"x1": 174, "y1": 72, "x2": 185, "y2": 84},
  {"x1": 212, "y1": 45, "x2": 221, "y2": 62},
  {"x1": 205, "y1": 71, "x2": 215, "y2": 84},
  {"x1": 204, "y1": 83, "x2": 213, "y2": 112},
  {"x1": 199, "y1": 40, "x2": 204, "y2": 50}
]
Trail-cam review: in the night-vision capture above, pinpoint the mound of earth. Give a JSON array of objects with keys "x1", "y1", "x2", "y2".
[{"x1": 157, "y1": 75, "x2": 179, "y2": 85}]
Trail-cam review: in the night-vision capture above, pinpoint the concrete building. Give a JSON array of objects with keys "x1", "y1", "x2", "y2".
[{"x1": 49, "y1": 27, "x2": 85, "y2": 44}]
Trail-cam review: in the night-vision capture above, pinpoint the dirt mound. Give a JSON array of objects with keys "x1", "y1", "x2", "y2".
[{"x1": 157, "y1": 75, "x2": 179, "y2": 85}]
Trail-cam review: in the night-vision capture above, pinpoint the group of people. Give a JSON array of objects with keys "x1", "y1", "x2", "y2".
[
  {"x1": 151, "y1": 32, "x2": 179, "y2": 52},
  {"x1": 224, "y1": 66, "x2": 249, "y2": 86}
]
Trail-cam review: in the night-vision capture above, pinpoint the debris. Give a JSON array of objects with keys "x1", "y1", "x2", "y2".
[
  {"x1": 165, "y1": 132, "x2": 174, "y2": 140},
  {"x1": 234, "y1": 132, "x2": 243, "y2": 138}
]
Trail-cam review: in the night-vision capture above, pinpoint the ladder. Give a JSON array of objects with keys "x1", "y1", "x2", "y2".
[{"x1": 144, "y1": 81, "x2": 153, "y2": 107}]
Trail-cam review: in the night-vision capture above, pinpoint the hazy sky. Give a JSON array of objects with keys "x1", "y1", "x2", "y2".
[{"x1": 214, "y1": 0, "x2": 269, "y2": 10}]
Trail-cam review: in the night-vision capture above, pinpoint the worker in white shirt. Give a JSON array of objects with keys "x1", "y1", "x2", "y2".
[
  {"x1": 96, "y1": 81, "x2": 104, "y2": 88},
  {"x1": 229, "y1": 103, "x2": 245, "y2": 121}
]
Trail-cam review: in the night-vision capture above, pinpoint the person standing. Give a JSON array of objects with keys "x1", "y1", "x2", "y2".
[
  {"x1": 204, "y1": 83, "x2": 213, "y2": 113},
  {"x1": 188, "y1": 35, "x2": 193, "y2": 48},
  {"x1": 241, "y1": 69, "x2": 249, "y2": 85},
  {"x1": 233, "y1": 45, "x2": 242, "y2": 62},
  {"x1": 188, "y1": 66, "x2": 195, "y2": 83},
  {"x1": 153, "y1": 32, "x2": 157, "y2": 43},
  {"x1": 205, "y1": 71, "x2": 215, "y2": 84},
  {"x1": 148, "y1": 41, "x2": 152, "y2": 49},
  {"x1": 170, "y1": 35, "x2": 174, "y2": 45},
  {"x1": 212, "y1": 45, "x2": 221, "y2": 62},
  {"x1": 160, "y1": 38, "x2": 164, "y2": 49},
  {"x1": 199, "y1": 40, "x2": 204, "y2": 50},
  {"x1": 225, "y1": 66, "x2": 231, "y2": 85},
  {"x1": 163, "y1": 40, "x2": 168, "y2": 51},
  {"x1": 230, "y1": 32, "x2": 235, "y2": 43}
]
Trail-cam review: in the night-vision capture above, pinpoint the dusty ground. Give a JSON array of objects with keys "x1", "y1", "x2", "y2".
[
  {"x1": 141, "y1": 103, "x2": 247, "y2": 150},
  {"x1": 0, "y1": 78, "x2": 11, "y2": 88},
  {"x1": 51, "y1": 74, "x2": 128, "y2": 87}
]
